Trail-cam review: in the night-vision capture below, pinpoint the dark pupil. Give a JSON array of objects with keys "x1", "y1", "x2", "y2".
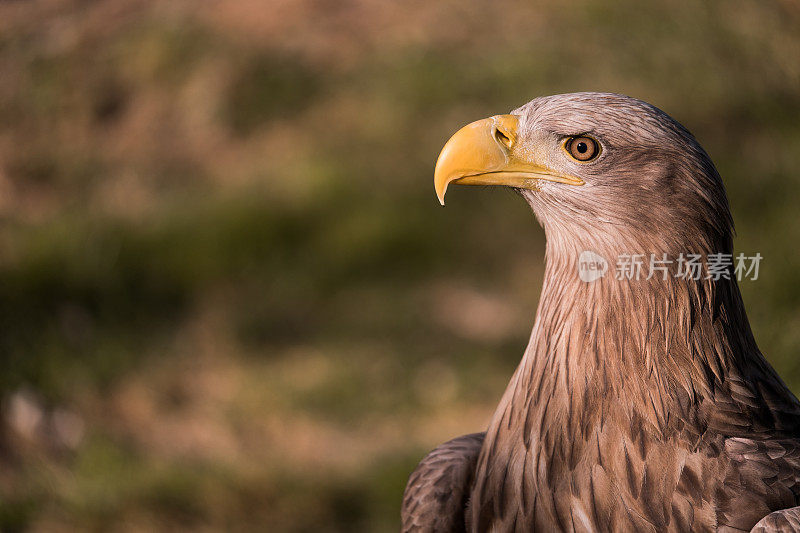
[{"x1": 576, "y1": 142, "x2": 588, "y2": 154}]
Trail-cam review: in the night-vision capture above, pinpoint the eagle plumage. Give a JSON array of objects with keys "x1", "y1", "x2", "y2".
[{"x1": 402, "y1": 93, "x2": 800, "y2": 532}]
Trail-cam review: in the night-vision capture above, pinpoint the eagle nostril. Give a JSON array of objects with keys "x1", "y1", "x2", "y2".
[{"x1": 494, "y1": 127, "x2": 513, "y2": 150}]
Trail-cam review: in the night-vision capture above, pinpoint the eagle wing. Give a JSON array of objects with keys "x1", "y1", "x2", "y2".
[{"x1": 401, "y1": 432, "x2": 484, "y2": 532}]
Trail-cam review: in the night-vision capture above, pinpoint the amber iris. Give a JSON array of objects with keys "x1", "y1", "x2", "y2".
[{"x1": 565, "y1": 136, "x2": 599, "y2": 161}]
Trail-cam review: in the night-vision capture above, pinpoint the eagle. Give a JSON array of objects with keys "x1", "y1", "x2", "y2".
[{"x1": 401, "y1": 93, "x2": 800, "y2": 532}]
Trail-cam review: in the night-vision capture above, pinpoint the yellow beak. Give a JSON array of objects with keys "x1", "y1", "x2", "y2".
[{"x1": 433, "y1": 114, "x2": 584, "y2": 205}]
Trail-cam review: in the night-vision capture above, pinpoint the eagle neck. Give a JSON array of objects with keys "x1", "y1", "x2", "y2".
[{"x1": 485, "y1": 235, "x2": 759, "y2": 461}]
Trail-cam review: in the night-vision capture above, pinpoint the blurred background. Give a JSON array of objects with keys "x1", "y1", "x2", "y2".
[{"x1": 0, "y1": 0, "x2": 799, "y2": 530}]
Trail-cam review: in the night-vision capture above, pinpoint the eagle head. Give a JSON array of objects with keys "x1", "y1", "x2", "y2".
[{"x1": 434, "y1": 92, "x2": 733, "y2": 256}]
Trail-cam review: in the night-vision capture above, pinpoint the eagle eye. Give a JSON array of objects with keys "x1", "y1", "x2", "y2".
[{"x1": 564, "y1": 136, "x2": 599, "y2": 162}]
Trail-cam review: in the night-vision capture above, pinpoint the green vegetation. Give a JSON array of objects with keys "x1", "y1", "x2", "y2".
[{"x1": 0, "y1": 1, "x2": 799, "y2": 530}]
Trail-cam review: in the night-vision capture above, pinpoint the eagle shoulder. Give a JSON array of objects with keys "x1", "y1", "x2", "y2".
[
  {"x1": 721, "y1": 437, "x2": 800, "y2": 530},
  {"x1": 751, "y1": 506, "x2": 800, "y2": 532}
]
